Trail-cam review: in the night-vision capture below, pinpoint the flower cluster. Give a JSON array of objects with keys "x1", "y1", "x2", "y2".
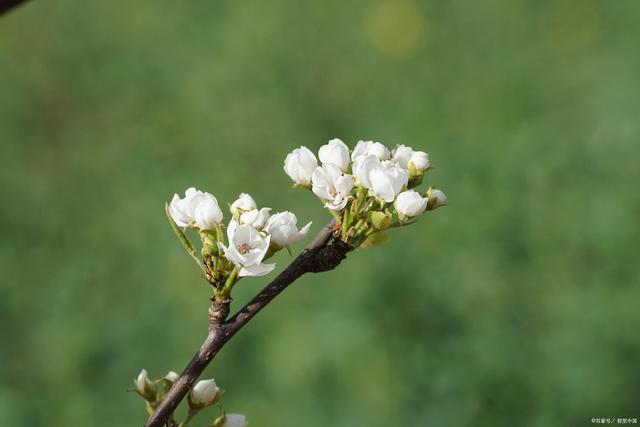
[
  {"x1": 284, "y1": 139, "x2": 446, "y2": 247},
  {"x1": 134, "y1": 370, "x2": 248, "y2": 427},
  {"x1": 167, "y1": 189, "x2": 310, "y2": 298}
]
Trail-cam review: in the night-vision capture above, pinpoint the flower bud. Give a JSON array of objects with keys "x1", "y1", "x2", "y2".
[
  {"x1": 240, "y1": 208, "x2": 271, "y2": 229},
  {"x1": 164, "y1": 371, "x2": 180, "y2": 383},
  {"x1": 395, "y1": 190, "x2": 428, "y2": 218},
  {"x1": 426, "y1": 188, "x2": 447, "y2": 210},
  {"x1": 265, "y1": 211, "x2": 311, "y2": 246},
  {"x1": 189, "y1": 378, "x2": 221, "y2": 409},
  {"x1": 134, "y1": 369, "x2": 156, "y2": 401},
  {"x1": 284, "y1": 146, "x2": 318, "y2": 186},
  {"x1": 230, "y1": 193, "x2": 257, "y2": 217},
  {"x1": 409, "y1": 151, "x2": 429, "y2": 172},
  {"x1": 319, "y1": 138, "x2": 350, "y2": 171},
  {"x1": 213, "y1": 413, "x2": 249, "y2": 427},
  {"x1": 370, "y1": 211, "x2": 392, "y2": 230},
  {"x1": 351, "y1": 140, "x2": 390, "y2": 161},
  {"x1": 194, "y1": 194, "x2": 224, "y2": 230},
  {"x1": 391, "y1": 144, "x2": 414, "y2": 168}
]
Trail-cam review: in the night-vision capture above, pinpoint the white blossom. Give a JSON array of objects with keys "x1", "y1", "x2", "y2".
[
  {"x1": 193, "y1": 193, "x2": 223, "y2": 230},
  {"x1": 240, "y1": 208, "x2": 271, "y2": 229},
  {"x1": 395, "y1": 190, "x2": 428, "y2": 217},
  {"x1": 265, "y1": 212, "x2": 312, "y2": 246},
  {"x1": 355, "y1": 156, "x2": 408, "y2": 202},
  {"x1": 190, "y1": 378, "x2": 220, "y2": 407},
  {"x1": 220, "y1": 414, "x2": 248, "y2": 427},
  {"x1": 284, "y1": 146, "x2": 318, "y2": 185},
  {"x1": 218, "y1": 220, "x2": 276, "y2": 277},
  {"x1": 230, "y1": 193, "x2": 257, "y2": 216},
  {"x1": 319, "y1": 138, "x2": 350, "y2": 171},
  {"x1": 351, "y1": 140, "x2": 390, "y2": 161},
  {"x1": 311, "y1": 164, "x2": 355, "y2": 210},
  {"x1": 409, "y1": 151, "x2": 430, "y2": 172},
  {"x1": 169, "y1": 187, "x2": 219, "y2": 228},
  {"x1": 391, "y1": 144, "x2": 414, "y2": 169}
]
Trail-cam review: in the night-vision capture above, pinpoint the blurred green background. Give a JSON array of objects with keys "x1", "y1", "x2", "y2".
[{"x1": 1, "y1": 0, "x2": 639, "y2": 426}]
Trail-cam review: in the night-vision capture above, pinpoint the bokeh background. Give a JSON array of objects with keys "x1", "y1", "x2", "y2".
[{"x1": 1, "y1": 0, "x2": 639, "y2": 426}]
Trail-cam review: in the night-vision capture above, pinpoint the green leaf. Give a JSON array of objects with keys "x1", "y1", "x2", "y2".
[
  {"x1": 360, "y1": 231, "x2": 391, "y2": 248},
  {"x1": 370, "y1": 211, "x2": 392, "y2": 230}
]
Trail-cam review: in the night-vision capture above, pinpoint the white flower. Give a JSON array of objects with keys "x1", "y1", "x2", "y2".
[
  {"x1": 284, "y1": 146, "x2": 318, "y2": 185},
  {"x1": 265, "y1": 212, "x2": 312, "y2": 246},
  {"x1": 230, "y1": 193, "x2": 257, "y2": 216},
  {"x1": 311, "y1": 164, "x2": 355, "y2": 210},
  {"x1": 221, "y1": 414, "x2": 248, "y2": 427},
  {"x1": 395, "y1": 190, "x2": 428, "y2": 217},
  {"x1": 391, "y1": 144, "x2": 414, "y2": 169},
  {"x1": 135, "y1": 369, "x2": 154, "y2": 397},
  {"x1": 427, "y1": 188, "x2": 447, "y2": 210},
  {"x1": 194, "y1": 193, "x2": 223, "y2": 230},
  {"x1": 169, "y1": 187, "x2": 215, "y2": 228},
  {"x1": 409, "y1": 151, "x2": 430, "y2": 172},
  {"x1": 355, "y1": 156, "x2": 408, "y2": 202},
  {"x1": 351, "y1": 140, "x2": 390, "y2": 161},
  {"x1": 218, "y1": 220, "x2": 276, "y2": 277},
  {"x1": 190, "y1": 379, "x2": 220, "y2": 407},
  {"x1": 164, "y1": 371, "x2": 180, "y2": 384},
  {"x1": 240, "y1": 208, "x2": 271, "y2": 229},
  {"x1": 319, "y1": 138, "x2": 350, "y2": 171}
]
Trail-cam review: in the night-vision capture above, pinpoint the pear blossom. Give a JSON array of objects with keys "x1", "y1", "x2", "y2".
[
  {"x1": 427, "y1": 188, "x2": 447, "y2": 210},
  {"x1": 395, "y1": 190, "x2": 428, "y2": 217},
  {"x1": 265, "y1": 212, "x2": 312, "y2": 246},
  {"x1": 190, "y1": 378, "x2": 220, "y2": 408},
  {"x1": 409, "y1": 151, "x2": 430, "y2": 172},
  {"x1": 220, "y1": 414, "x2": 249, "y2": 427},
  {"x1": 230, "y1": 193, "x2": 257, "y2": 216},
  {"x1": 351, "y1": 140, "x2": 390, "y2": 161},
  {"x1": 169, "y1": 187, "x2": 215, "y2": 227},
  {"x1": 391, "y1": 144, "x2": 414, "y2": 168},
  {"x1": 356, "y1": 156, "x2": 408, "y2": 202},
  {"x1": 193, "y1": 193, "x2": 223, "y2": 230},
  {"x1": 218, "y1": 220, "x2": 276, "y2": 277},
  {"x1": 311, "y1": 164, "x2": 355, "y2": 210},
  {"x1": 240, "y1": 208, "x2": 271, "y2": 229},
  {"x1": 284, "y1": 146, "x2": 318, "y2": 185},
  {"x1": 319, "y1": 138, "x2": 350, "y2": 171}
]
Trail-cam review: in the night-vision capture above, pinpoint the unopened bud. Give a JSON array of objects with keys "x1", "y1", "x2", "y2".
[
  {"x1": 134, "y1": 369, "x2": 156, "y2": 401},
  {"x1": 426, "y1": 187, "x2": 447, "y2": 210},
  {"x1": 189, "y1": 379, "x2": 221, "y2": 409},
  {"x1": 213, "y1": 413, "x2": 248, "y2": 427}
]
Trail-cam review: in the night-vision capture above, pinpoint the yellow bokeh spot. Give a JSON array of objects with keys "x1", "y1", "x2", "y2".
[{"x1": 365, "y1": 0, "x2": 426, "y2": 60}]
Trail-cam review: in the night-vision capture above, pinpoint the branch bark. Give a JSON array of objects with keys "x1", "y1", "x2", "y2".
[
  {"x1": 144, "y1": 220, "x2": 351, "y2": 427},
  {"x1": 0, "y1": 0, "x2": 30, "y2": 17}
]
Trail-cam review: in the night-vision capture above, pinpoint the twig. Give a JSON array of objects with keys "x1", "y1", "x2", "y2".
[
  {"x1": 144, "y1": 220, "x2": 351, "y2": 427},
  {"x1": 0, "y1": 0, "x2": 30, "y2": 17}
]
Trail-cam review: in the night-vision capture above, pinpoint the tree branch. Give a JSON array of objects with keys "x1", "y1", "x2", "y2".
[
  {"x1": 144, "y1": 220, "x2": 351, "y2": 427},
  {"x1": 0, "y1": 0, "x2": 30, "y2": 17}
]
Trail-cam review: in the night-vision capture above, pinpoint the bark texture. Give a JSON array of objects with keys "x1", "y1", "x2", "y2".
[{"x1": 144, "y1": 220, "x2": 351, "y2": 427}]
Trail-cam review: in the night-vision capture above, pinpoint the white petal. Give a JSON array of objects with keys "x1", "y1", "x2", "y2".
[{"x1": 239, "y1": 263, "x2": 276, "y2": 277}]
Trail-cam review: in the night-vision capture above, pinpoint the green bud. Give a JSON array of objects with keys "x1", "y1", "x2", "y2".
[{"x1": 370, "y1": 211, "x2": 392, "y2": 230}]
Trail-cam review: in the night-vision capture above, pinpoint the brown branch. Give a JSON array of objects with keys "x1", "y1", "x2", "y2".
[
  {"x1": 144, "y1": 220, "x2": 352, "y2": 427},
  {"x1": 0, "y1": 0, "x2": 30, "y2": 17}
]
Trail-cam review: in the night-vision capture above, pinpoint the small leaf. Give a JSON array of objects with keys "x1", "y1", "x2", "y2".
[{"x1": 360, "y1": 231, "x2": 391, "y2": 248}]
